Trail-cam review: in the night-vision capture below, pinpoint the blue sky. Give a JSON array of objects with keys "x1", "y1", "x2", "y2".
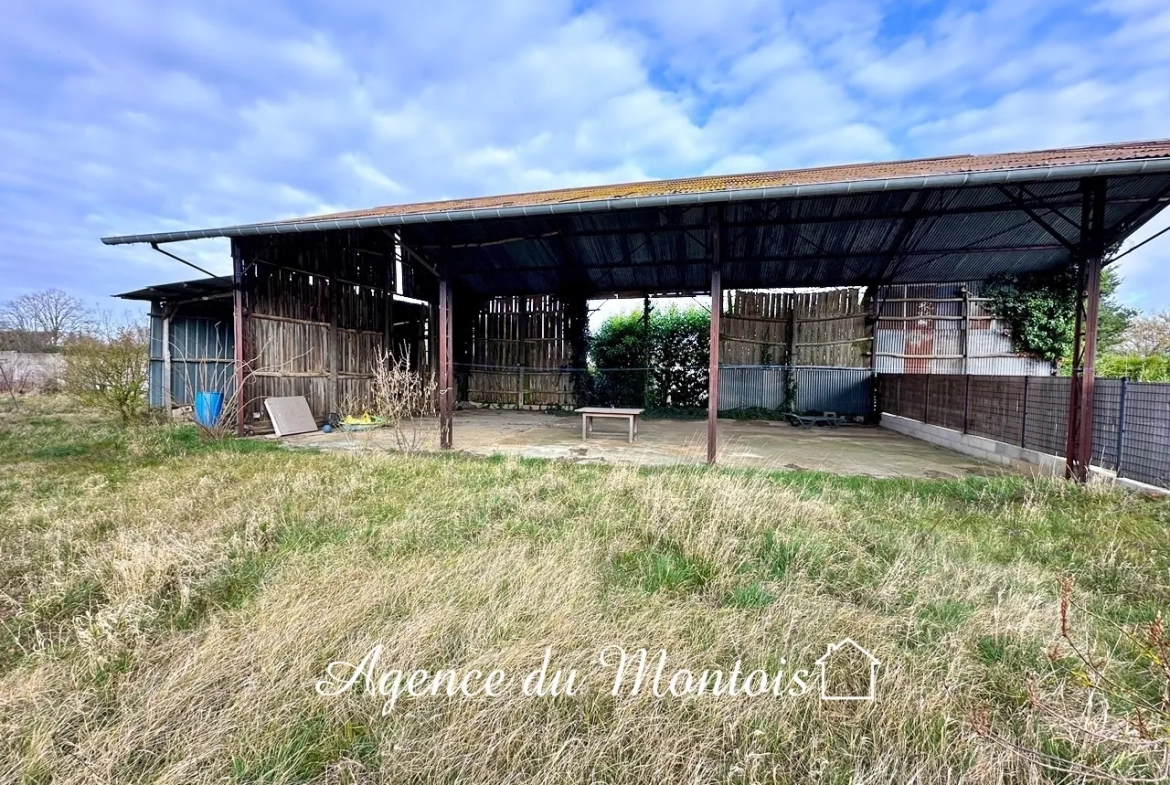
[{"x1": 2, "y1": 0, "x2": 1169, "y2": 314}]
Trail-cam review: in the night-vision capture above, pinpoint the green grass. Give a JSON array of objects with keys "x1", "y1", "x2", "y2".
[
  {"x1": 611, "y1": 539, "x2": 717, "y2": 594},
  {"x1": 1, "y1": 394, "x2": 1168, "y2": 784}
]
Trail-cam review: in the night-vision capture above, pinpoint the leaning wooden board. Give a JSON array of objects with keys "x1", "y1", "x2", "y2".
[{"x1": 264, "y1": 396, "x2": 318, "y2": 436}]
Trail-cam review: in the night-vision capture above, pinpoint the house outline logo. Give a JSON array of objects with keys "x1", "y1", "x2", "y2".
[{"x1": 815, "y1": 638, "x2": 880, "y2": 701}]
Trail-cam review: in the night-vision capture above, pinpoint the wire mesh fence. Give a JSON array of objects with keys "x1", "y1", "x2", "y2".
[{"x1": 880, "y1": 373, "x2": 1170, "y2": 489}]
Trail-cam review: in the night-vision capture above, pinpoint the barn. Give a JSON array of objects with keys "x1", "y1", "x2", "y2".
[{"x1": 105, "y1": 139, "x2": 1170, "y2": 484}]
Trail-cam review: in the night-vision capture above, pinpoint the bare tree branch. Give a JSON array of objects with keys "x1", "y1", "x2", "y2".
[{"x1": 0, "y1": 289, "x2": 92, "y2": 349}]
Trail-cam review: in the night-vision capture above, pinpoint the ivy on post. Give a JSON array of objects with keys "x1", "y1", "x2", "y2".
[{"x1": 1065, "y1": 178, "x2": 1107, "y2": 482}]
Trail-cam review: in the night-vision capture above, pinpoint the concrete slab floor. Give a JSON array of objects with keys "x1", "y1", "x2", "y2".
[{"x1": 281, "y1": 410, "x2": 1012, "y2": 479}]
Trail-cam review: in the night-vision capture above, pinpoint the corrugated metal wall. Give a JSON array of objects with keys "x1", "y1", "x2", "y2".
[
  {"x1": 149, "y1": 313, "x2": 235, "y2": 408},
  {"x1": 719, "y1": 366, "x2": 874, "y2": 416},
  {"x1": 875, "y1": 282, "x2": 1053, "y2": 375}
]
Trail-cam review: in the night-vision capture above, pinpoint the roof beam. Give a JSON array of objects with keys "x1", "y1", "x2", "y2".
[
  {"x1": 413, "y1": 198, "x2": 1095, "y2": 248},
  {"x1": 1103, "y1": 181, "x2": 1170, "y2": 251},
  {"x1": 447, "y1": 242, "x2": 1068, "y2": 276},
  {"x1": 149, "y1": 243, "x2": 217, "y2": 278},
  {"x1": 994, "y1": 185, "x2": 1080, "y2": 253}
]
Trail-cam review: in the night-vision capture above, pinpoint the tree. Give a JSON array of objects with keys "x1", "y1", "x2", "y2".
[
  {"x1": 985, "y1": 267, "x2": 1134, "y2": 363},
  {"x1": 589, "y1": 304, "x2": 710, "y2": 408},
  {"x1": 648, "y1": 306, "x2": 709, "y2": 408},
  {"x1": 0, "y1": 289, "x2": 91, "y2": 349},
  {"x1": 590, "y1": 310, "x2": 650, "y2": 406},
  {"x1": 1117, "y1": 311, "x2": 1170, "y2": 356},
  {"x1": 1096, "y1": 268, "x2": 1137, "y2": 355}
]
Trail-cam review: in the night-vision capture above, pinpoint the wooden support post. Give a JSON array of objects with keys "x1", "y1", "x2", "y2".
[
  {"x1": 787, "y1": 303, "x2": 797, "y2": 366},
  {"x1": 232, "y1": 241, "x2": 246, "y2": 436},
  {"x1": 438, "y1": 275, "x2": 453, "y2": 449},
  {"x1": 866, "y1": 288, "x2": 879, "y2": 373},
  {"x1": 1077, "y1": 248, "x2": 1103, "y2": 471},
  {"x1": 566, "y1": 295, "x2": 589, "y2": 406},
  {"x1": 961, "y1": 287, "x2": 971, "y2": 375},
  {"x1": 1065, "y1": 178, "x2": 1107, "y2": 482},
  {"x1": 328, "y1": 265, "x2": 339, "y2": 415},
  {"x1": 384, "y1": 250, "x2": 395, "y2": 360},
  {"x1": 707, "y1": 218, "x2": 722, "y2": 465},
  {"x1": 518, "y1": 296, "x2": 527, "y2": 409},
  {"x1": 161, "y1": 305, "x2": 173, "y2": 412}
]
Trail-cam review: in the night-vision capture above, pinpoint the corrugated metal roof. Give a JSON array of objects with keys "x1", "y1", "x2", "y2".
[
  {"x1": 115, "y1": 276, "x2": 234, "y2": 301},
  {"x1": 104, "y1": 140, "x2": 1170, "y2": 298},
  {"x1": 103, "y1": 139, "x2": 1170, "y2": 246},
  {"x1": 240, "y1": 140, "x2": 1170, "y2": 224}
]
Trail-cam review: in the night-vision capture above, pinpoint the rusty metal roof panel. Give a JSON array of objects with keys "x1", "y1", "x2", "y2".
[
  {"x1": 264, "y1": 140, "x2": 1170, "y2": 223},
  {"x1": 106, "y1": 141, "x2": 1170, "y2": 298},
  {"x1": 103, "y1": 139, "x2": 1170, "y2": 246}
]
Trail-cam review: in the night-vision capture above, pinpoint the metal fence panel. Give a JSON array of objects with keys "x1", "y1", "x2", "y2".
[
  {"x1": 924, "y1": 375, "x2": 966, "y2": 431},
  {"x1": 718, "y1": 366, "x2": 786, "y2": 411},
  {"x1": 1120, "y1": 383, "x2": 1170, "y2": 488},
  {"x1": 880, "y1": 372, "x2": 1170, "y2": 490},
  {"x1": 900, "y1": 375, "x2": 929, "y2": 422},
  {"x1": 966, "y1": 375, "x2": 1025, "y2": 444},
  {"x1": 1022, "y1": 376, "x2": 1069, "y2": 456},
  {"x1": 794, "y1": 367, "x2": 873, "y2": 416},
  {"x1": 1091, "y1": 379, "x2": 1122, "y2": 470}
]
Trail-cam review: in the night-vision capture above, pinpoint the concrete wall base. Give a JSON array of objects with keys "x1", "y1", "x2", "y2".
[{"x1": 880, "y1": 413, "x2": 1168, "y2": 496}]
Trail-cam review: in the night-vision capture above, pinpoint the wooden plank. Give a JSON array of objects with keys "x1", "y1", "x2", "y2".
[
  {"x1": 232, "y1": 242, "x2": 246, "y2": 435},
  {"x1": 439, "y1": 276, "x2": 453, "y2": 449}
]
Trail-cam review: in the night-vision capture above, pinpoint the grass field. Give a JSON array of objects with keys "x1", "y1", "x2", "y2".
[{"x1": 1, "y1": 396, "x2": 1168, "y2": 784}]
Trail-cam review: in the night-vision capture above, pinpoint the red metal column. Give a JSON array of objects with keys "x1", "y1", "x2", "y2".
[
  {"x1": 438, "y1": 276, "x2": 453, "y2": 449},
  {"x1": 232, "y1": 241, "x2": 247, "y2": 436},
  {"x1": 1065, "y1": 178, "x2": 1106, "y2": 482},
  {"x1": 707, "y1": 218, "x2": 722, "y2": 465}
]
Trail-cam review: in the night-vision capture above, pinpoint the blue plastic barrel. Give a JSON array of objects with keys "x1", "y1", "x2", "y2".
[{"x1": 194, "y1": 391, "x2": 225, "y2": 427}]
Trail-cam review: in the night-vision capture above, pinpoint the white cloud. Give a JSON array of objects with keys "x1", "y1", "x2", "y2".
[{"x1": 0, "y1": 0, "x2": 1168, "y2": 312}]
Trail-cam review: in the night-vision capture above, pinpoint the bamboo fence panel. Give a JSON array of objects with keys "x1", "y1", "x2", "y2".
[
  {"x1": 721, "y1": 288, "x2": 869, "y2": 368},
  {"x1": 467, "y1": 294, "x2": 580, "y2": 407}
]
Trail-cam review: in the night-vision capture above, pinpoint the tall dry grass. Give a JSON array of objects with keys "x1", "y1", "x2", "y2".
[{"x1": 1, "y1": 396, "x2": 1168, "y2": 783}]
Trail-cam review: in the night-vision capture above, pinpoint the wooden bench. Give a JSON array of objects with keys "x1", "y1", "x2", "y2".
[{"x1": 576, "y1": 407, "x2": 645, "y2": 443}]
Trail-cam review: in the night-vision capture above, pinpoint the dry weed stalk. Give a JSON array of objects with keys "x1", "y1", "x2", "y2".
[
  {"x1": 993, "y1": 574, "x2": 1170, "y2": 782},
  {"x1": 369, "y1": 352, "x2": 437, "y2": 453}
]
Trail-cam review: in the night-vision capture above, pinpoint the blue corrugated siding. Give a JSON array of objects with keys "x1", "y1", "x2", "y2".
[
  {"x1": 149, "y1": 314, "x2": 235, "y2": 408},
  {"x1": 719, "y1": 366, "x2": 874, "y2": 416}
]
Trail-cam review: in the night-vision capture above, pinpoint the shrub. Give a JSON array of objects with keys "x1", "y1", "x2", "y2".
[
  {"x1": 369, "y1": 352, "x2": 437, "y2": 452},
  {"x1": 1093, "y1": 353, "x2": 1170, "y2": 382},
  {"x1": 589, "y1": 304, "x2": 710, "y2": 408},
  {"x1": 63, "y1": 326, "x2": 149, "y2": 423}
]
